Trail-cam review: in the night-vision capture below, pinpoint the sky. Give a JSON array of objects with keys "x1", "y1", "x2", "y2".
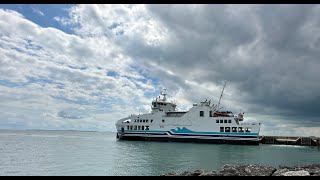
[{"x1": 0, "y1": 4, "x2": 319, "y2": 136}]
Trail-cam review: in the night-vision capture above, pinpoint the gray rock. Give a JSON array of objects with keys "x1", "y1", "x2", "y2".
[
  {"x1": 199, "y1": 171, "x2": 218, "y2": 176},
  {"x1": 190, "y1": 169, "x2": 205, "y2": 176},
  {"x1": 243, "y1": 164, "x2": 276, "y2": 176},
  {"x1": 163, "y1": 169, "x2": 206, "y2": 176},
  {"x1": 180, "y1": 171, "x2": 191, "y2": 176},
  {"x1": 272, "y1": 168, "x2": 290, "y2": 176},
  {"x1": 219, "y1": 164, "x2": 275, "y2": 176},
  {"x1": 292, "y1": 164, "x2": 320, "y2": 175},
  {"x1": 282, "y1": 170, "x2": 310, "y2": 176},
  {"x1": 312, "y1": 172, "x2": 320, "y2": 176},
  {"x1": 160, "y1": 164, "x2": 320, "y2": 176},
  {"x1": 219, "y1": 164, "x2": 243, "y2": 176}
]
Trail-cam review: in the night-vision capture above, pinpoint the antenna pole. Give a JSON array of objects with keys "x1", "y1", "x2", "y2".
[
  {"x1": 217, "y1": 81, "x2": 227, "y2": 111},
  {"x1": 161, "y1": 88, "x2": 167, "y2": 101}
]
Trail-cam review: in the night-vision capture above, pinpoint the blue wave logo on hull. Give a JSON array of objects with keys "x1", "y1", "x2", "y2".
[{"x1": 170, "y1": 127, "x2": 194, "y2": 133}]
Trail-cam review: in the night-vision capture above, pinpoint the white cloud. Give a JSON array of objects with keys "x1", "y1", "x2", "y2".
[
  {"x1": 0, "y1": 8, "x2": 161, "y2": 131},
  {"x1": 0, "y1": 5, "x2": 320, "y2": 137}
]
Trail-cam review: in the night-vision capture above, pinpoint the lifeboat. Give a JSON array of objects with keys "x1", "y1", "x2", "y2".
[{"x1": 213, "y1": 111, "x2": 234, "y2": 117}]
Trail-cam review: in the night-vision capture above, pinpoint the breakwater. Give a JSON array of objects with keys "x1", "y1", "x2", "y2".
[
  {"x1": 260, "y1": 136, "x2": 320, "y2": 146},
  {"x1": 161, "y1": 164, "x2": 320, "y2": 176}
]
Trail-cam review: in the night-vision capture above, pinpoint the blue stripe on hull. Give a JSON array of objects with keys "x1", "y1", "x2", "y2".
[
  {"x1": 121, "y1": 132, "x2": 259, "y2": 139},
  {"x1": 118, "y1": 135, "x2": 260, "y2": 145}
]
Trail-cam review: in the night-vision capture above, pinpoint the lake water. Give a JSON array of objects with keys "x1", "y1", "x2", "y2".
[{"x1": 0, "y1": 129, "x2": 319, "y2": 176}]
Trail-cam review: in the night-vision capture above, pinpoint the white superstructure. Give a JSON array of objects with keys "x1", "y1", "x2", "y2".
[{"x1": 115, "y1": 84, "x2": 261, "y2": 145}]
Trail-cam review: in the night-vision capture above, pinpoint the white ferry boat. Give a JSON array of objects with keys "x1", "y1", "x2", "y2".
[{"x1": 115, "y1": 83, "x2": 261, "y2": 145}]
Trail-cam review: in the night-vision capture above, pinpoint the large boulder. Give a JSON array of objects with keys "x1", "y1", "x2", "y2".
[
  {"x1": 282, "y1": 170, "x2": 310, "y2": 176},
  {"x1": 188, "y1": 169, "x2": 205, "y2": 176},
  {"x1": 291, "y1": 164, "x2": 320, "y2": 175},
  {"x1": 219, "y1": 164, "x2": 275, "y2": 176},
  {"x1": 243, "y1": 164, "x2": 276, "y2": 176},
  {"x1": 199, "y1": 171, "x2": 218, "y2": 176},
  {"x1": 272, "y1": 168, "x2": 290, "y2": 176}
]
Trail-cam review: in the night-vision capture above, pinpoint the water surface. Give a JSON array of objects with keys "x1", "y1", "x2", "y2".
[{"x1": 0, "y1": 130, "x2": 319, "y2": 175}]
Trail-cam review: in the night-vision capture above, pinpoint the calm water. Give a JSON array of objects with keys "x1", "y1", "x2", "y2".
[{"x1": 0, "y1": 130, "x2": 319, "y2": 176}]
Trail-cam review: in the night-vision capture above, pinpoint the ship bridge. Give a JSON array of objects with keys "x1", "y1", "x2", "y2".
[{"x1": 151, "y1": 89, "x2": 176, "y2": 113}]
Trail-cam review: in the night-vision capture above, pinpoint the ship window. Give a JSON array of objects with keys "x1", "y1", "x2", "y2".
[
  {"x1": 220, "y1": 120, "x2": 223, "y2": 123},
  {"x1": 140, "y1": 120, "x2": 142, "y2": 123},
  {"x1": 143, "y1": 120, "x2": 145, "y2": 123},
  {"x1": 138, "y1": 126, "x2": 141, "y2": 130},
  {"x1": 127, "y1": 126, "x2": 129, "y2": 130},
  {"x1": 200, "y1": 111, "x2": 204, "y2": 117},
  {"x1": 162, "y1": 119, "x2": 165, "y2": 123},
  {"x1": 142, "y1": 126, "x2": 144, "y2": 130},
  {"x1": 130, "y1": 126, "x2": 133, "y2": 130},
  {"x1": 209, "y1": 111, "x2": 213, "y2": 117},
  {"x1": 245, "y1": 127, "x2": 251, "y2": 132},
  {"x1": 224, "y1": 120, "x2": 227, "y2": 123},
  {"x1": 146, "y1": 120, "x2": 148, "y2": 123},
  {"x1": 220, "y1": 127, "x2": 224, "y2": 132},
  {"x1": 232, "y1": 127, "x2": 237, "y2": 132},
  {"x1": 146, "y1": 126, "x2": 149, "y2": 130},
  {"x1": 164, "y1": 103, "x2": 166, "y2": 106},
  {"x1": 216, "y1": 120, "x2": 219, "y2": 123},
  {"x1": 151, "y1": 120, "x2": 153, "y2": 123},
  {"x1": 225, "y1": 127, "x2": 230, "y2": 132},
  {"x1": 228, "y1": 120, "x2": 231, "y2": 123},
  {"x1": 134, "y1": 126, "x2": 137, "y2": 130},
  {"x1": 239, "y1": 127, "x2": 244, "y2": 133}
]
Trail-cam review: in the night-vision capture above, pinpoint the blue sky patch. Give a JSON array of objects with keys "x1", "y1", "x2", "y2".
[
  {"x1": 107, "y1": 70, "x2": 118, "y2": 77},
  {"x1": 0, "y1": 4, "x2": 75, "y2": 34}
]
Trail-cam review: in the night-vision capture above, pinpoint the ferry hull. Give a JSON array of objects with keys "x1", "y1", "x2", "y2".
[{"x1": 117, "y1": 133, "x2": 260, "y2": 145}]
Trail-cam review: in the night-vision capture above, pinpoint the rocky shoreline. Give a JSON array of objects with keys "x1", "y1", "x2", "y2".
[{"x1": 161, "y1": 164, "x2": 320, "y2": 176}]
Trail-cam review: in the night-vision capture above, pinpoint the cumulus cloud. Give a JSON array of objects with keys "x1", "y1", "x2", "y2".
[
  {"x1": 1, "y1": 5, "x2": 320, "y2": 136},
  {"x1": 0, "y1": 8, "x2": 158, "y2": 131}
]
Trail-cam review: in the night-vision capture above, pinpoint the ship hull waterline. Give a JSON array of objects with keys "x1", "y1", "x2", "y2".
[{"x1": 116, "y1": 133, "x2": 260, "y2": 145}]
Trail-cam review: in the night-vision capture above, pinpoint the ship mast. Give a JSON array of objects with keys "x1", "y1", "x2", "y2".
[
  {"x1": 217, "y1": 81, "x2": 227, "y2": 111},
  {"x1": 161, "y1": 88, "x2": 167, "y2": 101}
]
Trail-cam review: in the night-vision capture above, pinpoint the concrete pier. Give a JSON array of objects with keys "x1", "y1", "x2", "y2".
[{"x1": 260, "y1": 136, "x2": 320, "y2": 146}]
